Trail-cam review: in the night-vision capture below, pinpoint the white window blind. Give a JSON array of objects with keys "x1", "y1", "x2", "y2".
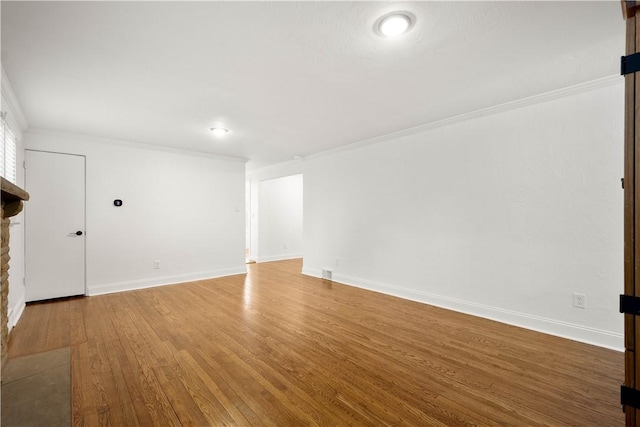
[{"x1": 0, "y1": 113, "x2": 17, "y2": 184}]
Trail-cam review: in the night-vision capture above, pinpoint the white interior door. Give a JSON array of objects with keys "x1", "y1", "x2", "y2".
[{"x1": 25, "y1": 150, "x2": 85, "y2": 301}]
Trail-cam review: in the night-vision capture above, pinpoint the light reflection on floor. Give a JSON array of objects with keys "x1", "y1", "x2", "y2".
[{"x1": 243, "y1": 275, "x2": 252, "y2": 308}]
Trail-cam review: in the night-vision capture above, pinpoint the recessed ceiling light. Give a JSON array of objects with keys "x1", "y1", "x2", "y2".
[
  {"x1": 375, "y1": 12, "x2": 415, "y2": 37},
  {"x1": 209, "y1": 127, "x2": 229, "y2": 136}
]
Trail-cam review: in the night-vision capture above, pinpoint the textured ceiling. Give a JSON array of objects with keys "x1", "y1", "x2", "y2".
[{"x1": 1, "y1": 1, "x2": 625, "y2": 169}]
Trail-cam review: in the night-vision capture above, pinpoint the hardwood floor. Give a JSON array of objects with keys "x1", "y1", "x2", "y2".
[{"x1": 7, "y1": 259, "x2": 624, "y2": 426}]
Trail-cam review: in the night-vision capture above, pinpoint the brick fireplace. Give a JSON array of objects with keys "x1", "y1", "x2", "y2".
[{"x1": 1, "y1": 177, "x2": 29, "y2": 367}]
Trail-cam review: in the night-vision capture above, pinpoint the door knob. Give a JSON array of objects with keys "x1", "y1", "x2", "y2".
[{"x1": 75, "y1": 231, "x2": 83, "y2": 236}]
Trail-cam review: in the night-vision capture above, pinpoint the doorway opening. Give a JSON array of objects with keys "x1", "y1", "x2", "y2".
[{"x1": 246, "y1": 174, "x2": 303, "y2": 264}]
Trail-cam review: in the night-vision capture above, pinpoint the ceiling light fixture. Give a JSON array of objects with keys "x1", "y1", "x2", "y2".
[
  {"x1": 209, "y1": 127, "x2": 229, "y2": 136},
  {"x1": 375, "y1": 12, "x2": 415, "y2": 37}
]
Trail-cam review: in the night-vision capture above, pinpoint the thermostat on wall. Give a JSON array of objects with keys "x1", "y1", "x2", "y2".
[{"x1": 113, "y1": 199, "x2": 123, "y2": 207}]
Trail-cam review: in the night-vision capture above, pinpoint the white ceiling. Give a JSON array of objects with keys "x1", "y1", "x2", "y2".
[{"x1": 1, "y1": 1, "x2": 625, "y2": 170}]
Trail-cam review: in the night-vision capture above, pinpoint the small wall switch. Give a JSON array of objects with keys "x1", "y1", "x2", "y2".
[
  {"x1": 572, "y1": 293, "x2": 586, "y2": 309},
  {"x1": 153, "y1": 260, "x2": 160, "y2": 269}
]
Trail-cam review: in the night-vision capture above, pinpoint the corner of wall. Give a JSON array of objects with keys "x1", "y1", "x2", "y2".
[
  {"x1": 8, "y1": 293, "x2": 26, "y2": 331},
  {"x1": 1, "y1": 67, "x2": 29, "y2": 133},
  {"x1": 301, "y1": 266, "x2": 322, "y2": 279}
]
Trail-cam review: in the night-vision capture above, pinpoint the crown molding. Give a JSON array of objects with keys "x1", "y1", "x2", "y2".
[
  {"x1": 25, "y1": 128, "x2": 248, "y2": 163},
  {"x1": 1, "y1": 67, "x2": 28, "y2": 132},
  {"x1": 246, "y1": 157, "x2": 305, "y2": 179},
  {"x1": 305, "y1": 74, "x2": 622, "y2": 163}
]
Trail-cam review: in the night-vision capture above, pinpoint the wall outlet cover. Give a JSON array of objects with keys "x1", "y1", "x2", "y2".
[{"x1": 572, "y1": 293, "x2": 586, "y2": 309}]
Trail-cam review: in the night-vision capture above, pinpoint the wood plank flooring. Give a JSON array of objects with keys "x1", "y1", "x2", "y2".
[{"x1": 7, "y1": 259, "x2": 624, "y2": 426}]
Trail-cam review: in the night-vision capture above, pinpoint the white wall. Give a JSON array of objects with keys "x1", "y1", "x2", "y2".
[
  {"x1": 246, "y1": 160, "x2": 304, "y2": 262},
  {"x1": 302, "y1": 77, "x2": 624, "y2": 350},
  {"x1": 24, "y1": 130, "x2": 246, "y2": 295},
  {"x1": 256, "y1": 174, "x2": 303, "y2": 262}
]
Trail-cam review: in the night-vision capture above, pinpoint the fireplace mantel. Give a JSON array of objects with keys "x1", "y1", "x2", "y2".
[
  {"x1": 1, "y1": 177, "x2": 29, "y2": 367},
  {"x1": 1, "y1": 178, "x2": 29, "y2": 215}
]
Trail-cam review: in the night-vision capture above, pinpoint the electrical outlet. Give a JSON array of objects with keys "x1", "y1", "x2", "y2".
[
  {"x1": 153, "y1": 260, "x2": 160, "y2": 269},
  {"x1": 572, "y1": 293, "x2": 586, "y2": 309}
]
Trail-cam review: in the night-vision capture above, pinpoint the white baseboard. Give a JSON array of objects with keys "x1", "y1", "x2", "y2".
[
  {"x1": 8, "y1": 294, "x2": 26, "y2": 331},
  {"x1": 256, "y1": 253, "x2": 303, "y2": 263},
  {"x1": 301, "y1": 266, "x2": 323, "y2": 277},
  {"x1": 87, "y1": 266, "x2": 248, "y2": 296},
  {"x1": 301, "y1": 268, "x2": 623, "y2": 352}
]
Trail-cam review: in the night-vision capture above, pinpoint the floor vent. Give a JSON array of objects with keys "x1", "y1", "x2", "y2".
[{"x1": 322, "y1": 269, "x2": 333, "y2": 280}]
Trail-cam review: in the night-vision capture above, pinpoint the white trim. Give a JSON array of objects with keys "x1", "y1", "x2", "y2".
[
  {"x1": 87, "y1": 266, "x2": 247, "y2": 296},
  {"x1": 301, "y1": 75, "x2": 622, "y2": 163},
  {"x1": 301, "y1": 266, "x2": 322, "y2": 278},
  {"x1": 26, "y1": 128, "x2": 247, "y2": 163},
  {"x1": 256, "y1": 253, "x2": 303, "y2": 263},
  {"x1": 301, "y1": 269, "x2": 623, "y2": 352},
  {"x1": 246, "y1": 157, "x2": 304, "y2": 177},
  {"x1": 8, "y1": 294, "x2": 26, "y2": 331}
]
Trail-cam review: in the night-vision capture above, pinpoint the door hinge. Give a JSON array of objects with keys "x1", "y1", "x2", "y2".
[
  {"x1": 622, "y1": 178, "x2": 625, "y2": 189},
  {"x1": 622, "y1": 385, "x2": 640, "y2": 409},
  {"x1": 22, "y1": 161, "x2": 26, "y2": 169},
  {"x1": 620, "y1": 294, "x2": 640, "y2": 315},
  {"x1": 622, "y1": 53, "x2": 640, "y2": 75}
]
